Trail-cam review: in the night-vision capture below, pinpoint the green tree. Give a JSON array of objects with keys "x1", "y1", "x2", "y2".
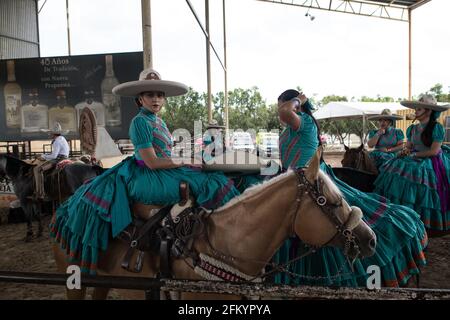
[
  {"x1": 162, "y1": 88, "x2": 208, "y2": 135},
  {"x1": 427, "y1": 83, "x2": 450, "y2": 102}
]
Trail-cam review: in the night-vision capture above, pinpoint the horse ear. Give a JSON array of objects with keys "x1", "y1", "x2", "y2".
[
  {"x1": 305, "y1": 146, "x2": 322, "y2": 182},
  {"x1": 357, "y1": 144, "x2": 364, "y2": 151},
  {"x1": 344, "y1": 144, "x2": 349, "y2": 151}
]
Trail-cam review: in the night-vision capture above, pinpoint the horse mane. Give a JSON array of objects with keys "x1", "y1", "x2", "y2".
[
  {"x1": 360, "y1": 149, "x2": 378, "y2": 174},
  {"x1": 215, "y1": 168, "x2": 342, "y2": 213}
]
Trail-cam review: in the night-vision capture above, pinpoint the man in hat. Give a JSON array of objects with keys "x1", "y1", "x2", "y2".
[
  {"x1": 374, "y1": 94, "x2": 450, "y2": 231},
  {"x1": 40, "y1": 122, "x2": 70, "y2": 161},
  {"x1": 367, "y1": 109, "x2": 404, "y2": 169},
  {"x1": 34, "y1": 122, "x2": 70, "y2": 199}
]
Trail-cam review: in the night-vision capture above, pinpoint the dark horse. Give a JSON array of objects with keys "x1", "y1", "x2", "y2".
[
  {"x1": 331, "y1": 167, "x2": 377, "y2": 193},
  {"x1": 331, "y1": 144, "x2": 378, "y2": 193},
  {"x1": 0, "y1": 155, "x2": 104, "y2": 241},
  {"x1": 341, "y1": 144, "x2": 378, "y2": 175}
]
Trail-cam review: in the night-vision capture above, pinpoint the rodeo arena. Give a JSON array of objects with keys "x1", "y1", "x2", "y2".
[{"x1": 1, "y1": 0, "x2": 450, "y2": 310}]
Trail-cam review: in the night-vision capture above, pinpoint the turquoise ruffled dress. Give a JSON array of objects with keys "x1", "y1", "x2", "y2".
[
  {"x1": 50, "y1": 108, "x2": 240, "y2": 274},
  {"x1": 374, "y1": 122, "x2": 450, "y2": 231},
  {"x1": 368, "y1": 127, "x2": 404, "y2": 169},
  {"x1": 272, "y1": 112, "x2": 427, "y2": 287}
]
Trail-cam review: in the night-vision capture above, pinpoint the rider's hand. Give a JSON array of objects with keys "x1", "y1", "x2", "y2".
[
  {"x1": 398, "y1": 148, "x2": 410, "y2": 158},
  {"x1": 298, "y1": 92, "x2": 308, "y2": 105},
  {"x1": 377, "y1": 129, "x2": 385, "y2": 136}
]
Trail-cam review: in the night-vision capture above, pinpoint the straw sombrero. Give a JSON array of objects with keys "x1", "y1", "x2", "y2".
[
  {"x1": 206, "y1": 120, "x2": 226, "y2": 130},
  {"x1": 368, "y1": 109, "x2": 403, "y2": 121},
  {"x1": 112, "y1": 68, "x2": 188, "y2": 97},
  {"x1": 400, "y1": 94, "x2": 450, "y2": 112},
  {"x1": 41, "y1": 122, "x2": 69, "y2": 135}
]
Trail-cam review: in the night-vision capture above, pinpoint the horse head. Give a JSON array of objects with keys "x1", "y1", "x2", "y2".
[
  {"x1": 341, "y1": 144, "x2": 378, "y2": 174},
  {"x1": 293, "y1": 147, "x2": 376, "y2": 261}
]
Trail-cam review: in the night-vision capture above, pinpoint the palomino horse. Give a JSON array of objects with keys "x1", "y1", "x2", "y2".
[
  {"x1": 0, "y1": 155, "x2": 103, "y2": 241},
  {"x1": 52, "y1": 149, "x2": 377, "y2": 299},
  {"x1": 341, "y1": 144, "x2": 378, "y2": 175}
]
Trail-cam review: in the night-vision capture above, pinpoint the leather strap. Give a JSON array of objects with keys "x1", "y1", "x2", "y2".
[{"x1": 179, "y1": 181, "x2": 189, "y2": 206}]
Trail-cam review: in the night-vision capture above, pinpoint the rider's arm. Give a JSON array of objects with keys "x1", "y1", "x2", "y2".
[
  {"x1": 42, "y1": 139, "x2": 61, "y2": 160},
  {"x1": 278, "y1": 99, "x2": 301, "y2": 131},
  {"x1": 412, "y1": 124, "x2": 444, "y2": 158},
  {"x1": 367, "y1": 130, "x2": 381, "y2": 148},
  {"x1": 138, "y1": 147, "x2": 183, "y2": 169},
  {"x1": 413, "y1": 141, "x2": 442, "y2": 158}
]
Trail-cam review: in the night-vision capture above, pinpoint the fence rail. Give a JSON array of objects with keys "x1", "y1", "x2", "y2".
[{"x1": 1, "y1": 270, "x2": 450, "y2": 300}]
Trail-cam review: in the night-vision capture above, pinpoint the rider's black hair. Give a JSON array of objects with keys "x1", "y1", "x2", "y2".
[{"x1": 421, "y1": 110, "x2": 438, "y2": 148}]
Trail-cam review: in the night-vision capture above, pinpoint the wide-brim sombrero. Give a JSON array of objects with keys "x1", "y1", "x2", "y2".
[
  {"x1": 400, "y1": 94, "x2": 450, "y2": 112},
  {"x1": 368, "y1": 108, "x2": 403, "y2": 121},
  {"x1": 112, "y1": 68, "x2": 188, "y2": 97}
]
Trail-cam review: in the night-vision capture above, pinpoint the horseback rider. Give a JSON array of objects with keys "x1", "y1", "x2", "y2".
[
  {"x1": 367, "y1": 109, "x2": 404, "y2": 169},
  {"x1": 374, "y1": 94, "x2": 450, "y2": 231},
  {"x1": 50, "y1": 68, "x2": 241, "y2": 274},
  {"x1": 272, "y1": 89, "x2": 427, "y2": 287},
  {"x1": 34, "y1": 122, "x2": 70, "y2": 199}
]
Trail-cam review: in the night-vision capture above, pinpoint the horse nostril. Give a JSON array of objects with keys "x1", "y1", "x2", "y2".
[{"x1": 369, "y1": 238, "x2": 376, "y2": 249}]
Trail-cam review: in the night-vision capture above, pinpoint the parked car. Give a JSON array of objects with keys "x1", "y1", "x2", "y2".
[
  {"x1": 256, "y1": 132, "x2": 279, "y2": 157},
  {"x1": 231, "y1": 132, "x2": 255, "y2": 152}
]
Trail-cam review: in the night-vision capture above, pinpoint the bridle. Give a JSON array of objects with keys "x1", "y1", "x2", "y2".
[{"x1": 292, "y1": 168, "x2": 361, "y2": 260}]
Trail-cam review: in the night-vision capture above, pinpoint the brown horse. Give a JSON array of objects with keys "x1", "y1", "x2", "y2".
[
  {"x1": 342, "y1": 144, "x2": 378, "y2": 175},
  {"x1": 52, "y1": 149, "x2": 377, "y2": 299}
]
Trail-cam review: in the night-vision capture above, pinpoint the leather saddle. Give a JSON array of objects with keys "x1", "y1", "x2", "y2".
[{"x1": 119, "y1": 181, "x2": 199, "y2": 274}]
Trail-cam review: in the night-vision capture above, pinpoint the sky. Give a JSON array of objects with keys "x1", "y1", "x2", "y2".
[{"x1": 37, "y1": 0, "x2": 450, "y2": 104}]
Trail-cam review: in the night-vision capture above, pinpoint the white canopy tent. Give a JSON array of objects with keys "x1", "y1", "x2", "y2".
[
  {"x1": 313, "y1": 102, "x2": 409, "y2": 120},
  {"x1": 313, "y1": 102, "x2": 410, "y2": 145}
]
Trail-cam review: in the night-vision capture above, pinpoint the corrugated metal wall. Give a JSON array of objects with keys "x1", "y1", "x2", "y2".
[{"x1": 0, "y1": 0, "x2": 39, "y2": 59}]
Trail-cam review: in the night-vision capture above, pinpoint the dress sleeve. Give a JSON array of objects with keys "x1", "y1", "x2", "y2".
[
  {"x1": 406, "y1": 125, "x2": 413, "y2": 142},
  {"x1": 368, "y1": 130, "x2": 377, "y2": 139},
  {"x1": 296, "y1": 112, "x2": 314, "y2": 133},
  {"x1": 129, "y1": 116, "x2": 154, "y2": 150},
  {"x1": 395, "y1": 128, "x2": 405, "y2": 143},
  {"x1": 432, "y1": 123, "x2": 445, "y2": 143}
]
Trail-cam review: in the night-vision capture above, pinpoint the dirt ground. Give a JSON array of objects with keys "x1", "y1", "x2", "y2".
[{"x1": 0, "y1": 152, "x2": 449, "y2": 299}]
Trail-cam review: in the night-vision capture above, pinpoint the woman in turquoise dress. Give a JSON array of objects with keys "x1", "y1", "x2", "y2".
[
  {"x1": 367, "y1": 109, "x2": 405, "y2": 169},
  {"x1": 374, "y1": 94, "x2": 450, "y2": 231},
  {"x1": 273, "y1": 89, "x2": 427, "y2": 287},
  {"x1": 50, "y1": 68, "x2": 240, "y2": 274}
]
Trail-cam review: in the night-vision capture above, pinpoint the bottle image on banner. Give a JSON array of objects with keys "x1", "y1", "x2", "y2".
[
  {"x1": 101, "y1": 55, "x2": 121, "y2": 126},
  {"x1": 4, "y1": 60, "x2": 22, "y2": 128},
  {"x1": 48, "y1": 89, "x2": 76, "y2": 132},
  {"x1": 75, "y1": 89, "x2": 106, "y2": 128},
  {"x1": 21, "y1": 88, "x2": 48, "y2": 133}
]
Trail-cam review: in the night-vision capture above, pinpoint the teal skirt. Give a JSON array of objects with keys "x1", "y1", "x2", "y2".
[
  {"x1": 50, "y1": 156, "x2": 240, "y2": 274},
  {"x1": 374, "y1": 146, "x2": 450, "y2": 231},
  {"x1": 273, "y1": 163, "x2": 427, "y2": 287},
  {"x1": 369, "y1": 150, "x2": 397, "y2": 169}
]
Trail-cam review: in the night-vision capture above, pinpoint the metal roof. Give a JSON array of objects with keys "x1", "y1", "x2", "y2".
[{"x1": 256, "y1": 0, "x2": 432, "y2": 22}]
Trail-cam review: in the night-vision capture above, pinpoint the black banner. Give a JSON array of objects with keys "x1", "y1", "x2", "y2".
[{"x1": 0, "y1": 52, "x2": 143, "y2": 141}]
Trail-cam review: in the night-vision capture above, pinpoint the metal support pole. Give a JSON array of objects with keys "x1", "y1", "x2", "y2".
[
  {"x1": 66, "y1": 0, "x2": 71, "y2": 55},
  {"x1": 205, "y1": 0, "x2": 212, "y2": 123},
  {"x1": 142, "y1": 0, "x2": 153, "y2": 69},
  {"x1": 223, "y1": 0, "x2": 229, "y2": 146},
  {"x1": 408, "y1": 9, "x2": 412, "y2": 100},
  {"x1": 141, "y1": 0, "x2": 153, "y2": 69}
]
